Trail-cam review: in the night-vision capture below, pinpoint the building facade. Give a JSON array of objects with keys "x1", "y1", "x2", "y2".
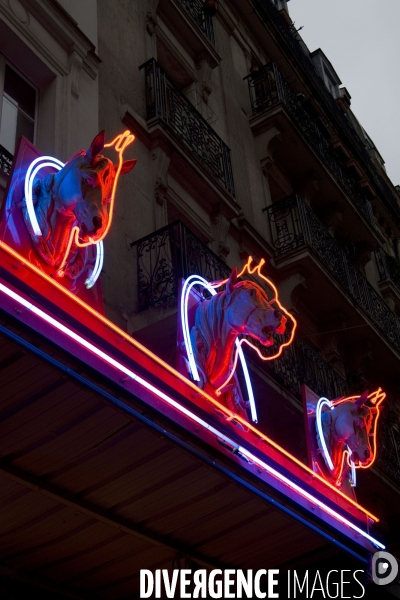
[{"x1": 0, "y1": 0, "x2": 399, "y2": 597}]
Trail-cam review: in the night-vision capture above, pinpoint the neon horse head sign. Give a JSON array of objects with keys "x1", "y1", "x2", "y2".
[
  {"x1": 22, "y1": 130, "x2": 136, "y2": 282},
  {"x1": 316, "y1": 388, "x2": 385, "y2": 487},
  {"x1": 182, "y1": 257, "x2": 296, "y2": 421}
]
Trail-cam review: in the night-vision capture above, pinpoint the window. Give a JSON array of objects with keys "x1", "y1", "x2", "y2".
[
  {"x1": 271, "y1": 0, "x2": 290, "y2": 11},
  {"x1": 310, "y1": 51, "x2": 341, "y2": 100},
  {"x1": 323, "y1": 68, "x2": 339, "y2": 99},
  {"x1": 0, "y1": 64, "x2": 36, "y2": 174}
]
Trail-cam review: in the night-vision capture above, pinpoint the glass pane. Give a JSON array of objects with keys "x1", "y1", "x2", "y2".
[
  {"x1": 16, "y1": 110, "x2": 34, "y2": 145},
  {"x1": 0, "y1": 96, "x2": 18, "y2": 154},
  {"x1": 4, "y1": 65, "x2": 36, "y2": 119}
]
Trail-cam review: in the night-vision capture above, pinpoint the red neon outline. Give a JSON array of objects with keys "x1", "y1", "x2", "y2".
[
  {"x1": 335, "y1": 449, "x2": 351, "y2": 488},
  {"x1": 57, "y1": 130, "x2": 135, "y2": 274},
  {"x1": 0, "y1": 240, "x2": 378, "y2": 522},
  {"x1": 330, "y1": 388, "x2": 386, "y2": 483},
  {"x1": 205, "y1": 257, "x2": 297, "y2": 396}
]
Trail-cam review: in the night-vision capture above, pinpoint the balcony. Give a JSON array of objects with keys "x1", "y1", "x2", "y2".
[
  {"x1": 132, "y1": 220, "x2": 231, "y2": 312},
  {"x1": 140, "y1": 59, "x2": 235, "y2": 197},
  {"x1": 377, "y1": 417, "x2": 400, "y2": 488},
  {"x1": 266, "y1": 336, "x2": 349, "y2": 401},
  {"x1": 376, "y1": 247, "x2": 400, "y2": 294},
  {"x1": 0, "y1": 144, "x2": 13, "y2": 176},
  {"x1": 375, "y1": 247, "x2": 400, "y2": 315},
  {"x1": 180, "y1": 0, "x2": 215, "y2": 45},
  {"x1": 266, "y1": 195, "x2": 400, "y2": 357},
  {"x1": 252, "y1": 0, "x2": 400, "y2": 222},
  {"x1": 245, "y1": 62, "x2": 375, "y2": 230}
]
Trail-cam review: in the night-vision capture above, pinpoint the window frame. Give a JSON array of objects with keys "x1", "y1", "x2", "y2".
[{"x1": 0, "y1": 55, "x2": 38, "y2": 159}]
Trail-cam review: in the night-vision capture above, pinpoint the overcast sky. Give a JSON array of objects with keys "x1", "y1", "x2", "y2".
[{"x1": 288, "y1": 0, "x2": 400, "y2": 188}]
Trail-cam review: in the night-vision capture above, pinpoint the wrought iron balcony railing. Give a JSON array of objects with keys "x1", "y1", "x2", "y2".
[
  {"x1": 245, "y1": 62, "x2": 375, "y2": 228},
  {"x1": 140, "y1": 59, "x2": 235, "y2": 197},
  {"x1": 266, "y1": 194, "x2": 400, "y2": 354},
  {"x1": 253, "y1": 0, "x2": 400, "y2": 221},
  {"x1": 265, "y1": 336, "x2": 349, "y2": 401},
  {"x1": 377, "y1": 417, "x2": 400, "y2": 487},
  {"x1": 376, "y1": 247, "x2": 400, "y2": 294},
  {"x1": 0, "y1": 144, "x2": 13, "y2": 176},
  {"x1": 180, "y1": 0, "x2": 215, "y2": 45},
  {"x1": 132, "y1": 220, "x2": 231, "y2": 312}
]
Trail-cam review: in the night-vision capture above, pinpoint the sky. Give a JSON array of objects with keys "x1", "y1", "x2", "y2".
[{"x1": 288, "y1": 0, "x2": 400, "y2": 187}]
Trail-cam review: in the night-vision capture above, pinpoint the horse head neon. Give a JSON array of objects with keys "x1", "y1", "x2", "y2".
[
  {"x1": 190, "y1": 257, "x2": 296, "y2": 419},
  {"x1": 23, "y1": 130, "x2": 136, "y2": 280},
  {"x1": 316, "y1": 388, "x2": 385, "y2": 486}
]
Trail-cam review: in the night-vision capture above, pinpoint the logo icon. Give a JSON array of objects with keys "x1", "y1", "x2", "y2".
[{"x1": 372, "y1": 551, "x2": 399, "y2": 585}]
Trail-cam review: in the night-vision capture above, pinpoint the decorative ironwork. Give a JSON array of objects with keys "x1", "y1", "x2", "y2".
[
  {"x1": 246, "y1": 63, "x2": 374, "y2": 227},
  {"x1": 267, "y1": 194, "x2": 400, "y2": 353},
  {"x1": 180, "y1": 0, "x2": 215, "y2": 45},
  {"x1": 253, "y1": 0, "x2": 400, "y2": 221},
  {"x1": 140, "y1": 59, "x2": 235, "y2": 197},
  {"x1": 132, "y1": 220, "x2": 231, "y2": 311},
  {"x1": 266, "y1": 337, "x2": 349, "y2": 400},
  {"x1": 0, "y1": 144, "x2": 13, "y2": 175},
  {"x1": 377, "y1": 416, "x2": 400, "y2": 487},
  {"x1": 376, "y1": 247, "x2": 400, "y2": 293}
]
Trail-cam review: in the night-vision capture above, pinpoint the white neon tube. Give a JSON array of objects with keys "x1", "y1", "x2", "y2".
[
  {"x1": 348, "y1": 448, "x2": 357, "y2": 487},
  {"x1": 316, "y1": 398, "x2": 357, "y2": 488},
  {"x1": 237, "y1": 347, "x2": 257, "y2": 423},
  {"x1": 25, "y1": 158, "x2": 64, "y2": 235},
  {"x1": 181, "y1": 275, "x2": 202, "y2": 381},
  {"x1": 0, "y1": 280, "x2": 385, "y2": 550},
  {"x1": 85, "y1": 241, "x2": 104, "y2": 289},
  {"x1": 316, "y1": 397, "x2": 335, "y2": 471},
  {"x1": 237, "y1": 447, "x2": 384, "y2": 550}
]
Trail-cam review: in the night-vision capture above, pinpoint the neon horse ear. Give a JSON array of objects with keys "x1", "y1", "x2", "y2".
[
  {"x1": 355, "y1": 389, "x2": 369, "y2": 409},
  {"x1": 226, "y1": 267, "x2": 238, "y2": 297},
  {"x1": 114, "y1": 159, "x2": 137, "y2": 174},
  {"x1": 87, "y1": 130, "x2": 105, "y2": 161}
]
